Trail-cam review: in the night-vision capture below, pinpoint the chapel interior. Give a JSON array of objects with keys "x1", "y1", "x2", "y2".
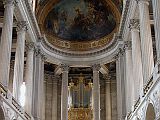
[{"x1": 0, "y1": 0, "x2": 160, "y2": 120}]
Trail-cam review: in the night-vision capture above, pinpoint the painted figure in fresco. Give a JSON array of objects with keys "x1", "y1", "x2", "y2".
[{"x1": 44, "y1": 0, "x2": 116, "y2": 41}]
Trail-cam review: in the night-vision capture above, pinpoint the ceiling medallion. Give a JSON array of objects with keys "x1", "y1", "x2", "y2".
[{"x1": 37, "y1": 0, "x2": 121, "y2": 51}]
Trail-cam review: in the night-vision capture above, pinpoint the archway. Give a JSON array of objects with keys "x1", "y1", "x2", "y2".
[
  {"x1": 0, "y1": 106, "x2": 5, "y2": 120},
  {"x1": 146, "y1": 103, "x2": 156, "y2": 120}
]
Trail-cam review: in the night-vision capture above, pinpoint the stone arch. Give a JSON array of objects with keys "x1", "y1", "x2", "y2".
[
  {"x1": 0, "y1": 106, "x2": 5, "y2": 120},
  {"x1": 146, "y1": 103, "x2": 156, "y2": 120}
]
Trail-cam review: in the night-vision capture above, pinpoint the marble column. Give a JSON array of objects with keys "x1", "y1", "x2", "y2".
[
  {"x1": 104, "y1": 75, "x2": 111, "y2": 120},
  {"x1": 152, "y1": 0, "x2": 160, "y2": 60},
  {"x1": 61, "y1": 64, "x2": 69, "y2": 120},
  {"x1": 124, "y1": 41, "x2": 135, "y2": 112},
  {"x1": 138, "y1": 0, "x2": 154, "y2": 84},
  {"x1": 116, "y1": 49, "x2": 126, "y2": 119},
  {"x1": 24, "y1": 42, "x2": 34, "y2": 115},
  {"x1": 13, "y1": 21, "x2": 27, "y2": 101},
  {"x1": 0, "y1": 0, "x2": 17, "y2": 87},
  {"x1": 129, "y1": 19, "x2": 144, "y2": 98},
  {"x1": 52, "y1": 75, "x2": 59, "y2": 120},
  {"x1": 40, "y1": 55, "x2": 45, "y2": 120},
  {"x1": 92, "y1": 64, "x2": 101, "y2": 120},
  {"x1": 32, "y1": 49, "x2": 45, "y2": 120}
]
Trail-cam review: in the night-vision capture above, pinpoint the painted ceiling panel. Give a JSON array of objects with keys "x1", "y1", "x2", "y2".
[{"x1": 44, "y1": 0, "x2": 116, "y2": 41}]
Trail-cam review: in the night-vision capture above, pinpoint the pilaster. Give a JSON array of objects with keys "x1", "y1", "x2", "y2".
[{"x1": 92, "y1": 64, "x2": 101, "y2": 120}]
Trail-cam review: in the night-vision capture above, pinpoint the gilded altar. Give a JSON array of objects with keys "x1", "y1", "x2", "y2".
[{"x1": 68, "y1": 108, "x2": 93, "y2": 120}]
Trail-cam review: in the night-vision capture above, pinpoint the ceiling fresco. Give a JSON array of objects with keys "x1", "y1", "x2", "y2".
[{"x1": 44, "y1": 0, "x2": 116, "y2": 41}]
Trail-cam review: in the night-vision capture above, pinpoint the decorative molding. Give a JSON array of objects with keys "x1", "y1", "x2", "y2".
[
  {"x1": 118, "y1": 0, "x2": 130, "y2": 36},
  {"x1": 41, "y1": 34, "x2": 120, "y2": 57}
]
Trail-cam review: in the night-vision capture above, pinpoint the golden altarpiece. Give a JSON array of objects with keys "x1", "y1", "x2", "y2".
[{"x1": 68, "y1": 75, "x2": 93, "y2": 120}]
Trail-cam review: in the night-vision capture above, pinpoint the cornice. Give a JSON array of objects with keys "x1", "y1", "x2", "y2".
[
  {"x1": 23, "y1": 0, "x2": 41, "y2": 39},
  {"x1": 118, "y1": 0, "x2": 130, "y2": 36},
  {"x1": 40, "y1": 34, "x2": 122, "y2": 57}
]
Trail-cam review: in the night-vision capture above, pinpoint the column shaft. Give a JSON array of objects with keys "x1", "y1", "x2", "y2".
[
  {"x1": 152, "y1": 0, "x2": 160, "y2": 60},
  {"x1": 61, "y1": 65, "x2": 69, "y2": 120},
  {"x1": 13, "y1": 21, "x2": 27, "y2": 101},
  {"x1": 92, "y1": 64, "x2": 100, "y2": 120},
  {"x1": 116, "y1": 51, "x2": 126, "y2": 119},
  {"x1": 105, "y1": 76, "x2": 111, "y2": 120},
  {"x1": 32, "y1": 50, "x2": 45, "y2": 120},
  {"x1": 130, "y1": 19, "x2": 144, "y2": 98},
  {"x1": 138, "y1": 0, "x2": 154, "y2": 84},
  {"x1": 52, "y1": 76, "x2": 58, "y2": 120},
  {"x1": 0, "y1": 0, "x2": 15, "y2": 87},
  {"x1": 24, "y1": 43, "x2": 34, "y2": 115},
  {"x1": 124, "y1": 41, "x2": 135, "y2": 112}
]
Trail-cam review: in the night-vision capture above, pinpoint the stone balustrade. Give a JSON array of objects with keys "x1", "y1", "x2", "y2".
[{"x1": 0, "y1": 83, "x2": 31, "y2": 120}]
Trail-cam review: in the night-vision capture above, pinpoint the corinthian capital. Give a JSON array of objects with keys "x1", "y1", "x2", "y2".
[
  {"x1": 136, "y1": 0, "x2": 150, "y2": 5},
  {"x1": 92, "y1": 64, "x2": 101, "y2": 71},
  {"x1": 60, "y1": 64, "x2": 69, "y2": 72},
  {"x1": 16, "y1": 21, "x2": 28, "y2": 32},
  {"x1": 3, "y1": 0, "x2": 18, "y2": 6},
  {"x1": 124, "y1": 41, "x2": 132, "y2": 50},
  {"x1": 129, "y1": 19, "x2": 140, "y2": 30},
  {"x1": 26, "y1": 42, "x2": 35, "y2": 51}
]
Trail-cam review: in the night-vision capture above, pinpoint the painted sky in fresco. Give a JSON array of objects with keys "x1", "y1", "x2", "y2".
[{"x1": 44, "y1": 0, "x2": 116, "y2": 41}]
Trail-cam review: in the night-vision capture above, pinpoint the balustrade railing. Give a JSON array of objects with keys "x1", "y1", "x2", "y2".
[{"x1": 0, "y1": 83, "x2": 31, "y2": 120}]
